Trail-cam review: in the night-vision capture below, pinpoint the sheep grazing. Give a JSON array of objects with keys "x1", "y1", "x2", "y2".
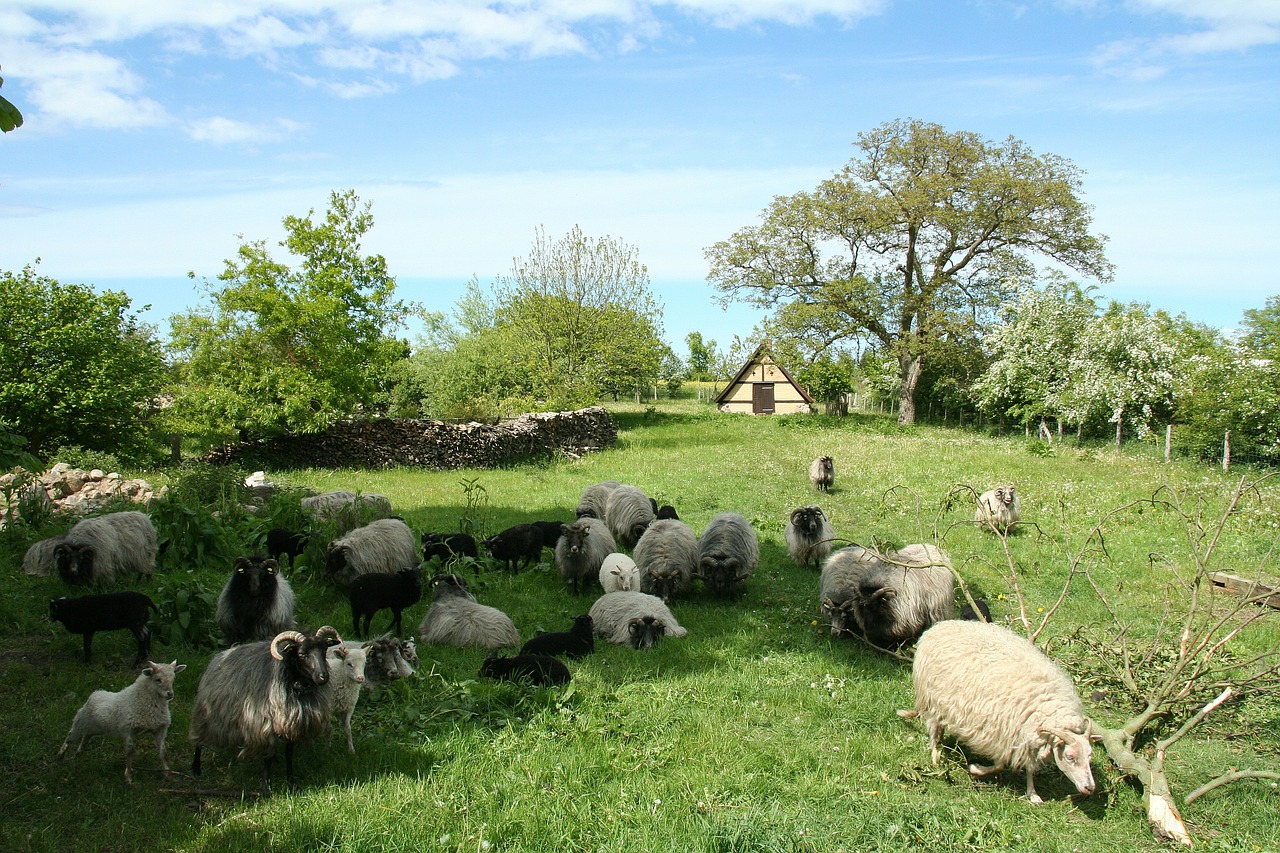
[
  {"x1": 483, "y1": 523, "x2": 544, "y2": 573},
  {"x1": 302, "y1": 490, "x2": 393, "y2": 533},
  {"x1": 599, "y1": 552, "x2": 640, "y2": 593},
  {"x1": 189, "y1": 625, "x2": 343, "y2": 797},
  {"x1": 975, "y1": 485, "x2": 1021, "y2": 533},
  {"x1": 604, "y1": 484, "x2": 656, "y2": 548},
  {"x1": 57, "y1": 659, "x2": 186, "y2": 784},
  {"x1": 589, "y1": 591, "x2": 688, "y2": 650},
  {"x1": 531, "y1": 520, "x2": 569, "y2": 550},
  {"x1": 634, "y1": 519, "x2": 699, "y2": 603},
  {"x1": 421, "y1": 532, "x2": 479, "y2": 565},
  {"x1": 655, "y1": 505, "x2": 680, "y2": 521},
  {"x1": 819, "y1": 543, "x2": 955, "y2": 649},
  {"x1": 520, "y1": 614, "x2": 595, "y2": 659},
  {"x1": 695, "y1": 512, "x2": 759, "y2": 598},
  {"x1": 23, "y1": 534, "x2": 65, "y2": 576},
  {"x1": 417, "y1": 573, "x2": 520, "y2": 649},
  {"x1": 556, "y1": 517, "x2": 617, "y2": 595},
  {"x1": 325, "y1": 645, "x2": 367, "y2": 754},
  {"x1": 341, "y1": 635, "x2": 416, "y2": 686},
  {"x1": 809, "y1": 456, "x2": 835, "y2": 492},
  {"x1": 785, "y1": 505, "x2": 836, "y2": 569},
  {"x1": 575, "y1": 480, "x2": 621, "y2": 520},
  {"x1": 50, "y1": 591, "x2": 156, "y2": 665},
  {"x1": 480, "y1": 653, "x2": 572, "y2": 687},
  {"x1": 899, "y1": 620, "x2": 1096, "y2": 804},
  {"x1": 265, "y1": 528, "x2": 309, "y2": 565},
  {"x1": 325, "y1": 517, "x2": 419, "y2": 587},
  {"x1": 54, "y1": 511, "x2": 157, "y2": 587},
  {"x1": 348, "y1": 566, "x2": 422, "y2": 638},
  {"x1": 215, "y1": 555, "x2": 296, "y2": 646}
]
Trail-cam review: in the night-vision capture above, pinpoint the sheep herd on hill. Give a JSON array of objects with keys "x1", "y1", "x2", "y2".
[{"x1": 25, "y1": 463, "x2": 1084, "y2": 806}]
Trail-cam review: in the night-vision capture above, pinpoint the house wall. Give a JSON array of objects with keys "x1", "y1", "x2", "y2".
[{"x1": 717, "y1": 359, "x2": 813, "y2": 414}]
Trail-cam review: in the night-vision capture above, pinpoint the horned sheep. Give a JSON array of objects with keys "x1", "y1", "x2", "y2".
[
  {"x1": 417, "y1": 574, "x2": 520, "y2": 650},
  {"x1": 556, "y1": 517, "x2": 617, "y2": 595},
  {"x1": 215, "y1": 555, "x2": 296, "y2": 646},
  {"x1": 325, "y1": 517, "x2": 419, "y2": 587},
  {"x1": 695, "y1": 512, "x2": 759, "y2": 598},
  {"x1": 598, "y1": 552, "x2": 639, "y2": 593},
  {"x1": 54, "y1": 511, "x2": 157, "y2": 587},
  {"x1": 57, "y1": 659, "x2": 186, "y2": 784},
  {"x1": 975, "y1": 485, "x2": 1021, "y2": 533},
  {"x1": 589, "y1": 591, "x2": 688, "y2": 650},
  {"x1": 809, "y1": 456, "x2": 835, "y2": 492},
  {"x1": 785, "y1": 505, "x2": 835, "y2": 569},
  {"x1": 819, "y1": 543, "x2": 955, "y2": 648},
  {"x1": 603, "y1": 484, "x2": 655, "y2": 548},
  {"x1": 634, "y1": 519, "x2": 699, "y2": 603},
  {"x1": 23, "y1": 534, "x2": 65, "y2": 576},
  {"x1": 899, "y1": 619, "x2": 1096, "y2": 804}
]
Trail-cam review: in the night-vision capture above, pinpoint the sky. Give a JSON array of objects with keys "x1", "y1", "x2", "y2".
[{"x1": 1, "y1": 0, "x2": 1278, "y2": 355}]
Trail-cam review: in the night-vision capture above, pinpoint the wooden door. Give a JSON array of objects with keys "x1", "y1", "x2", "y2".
[{"x1": 753, "y1": 383, "x2": 775, "y2": 414}]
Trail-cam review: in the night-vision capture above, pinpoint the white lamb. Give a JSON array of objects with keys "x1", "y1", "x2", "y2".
[
  {"x1": 57, "y1": 660, "x2": 186, "y2": 784},
  {"x1": 599, "y1": 552, "x2": 640, "y2": 593},
  {"x1": 326, "y1": 645, "x2": 368, "y2": 754}
]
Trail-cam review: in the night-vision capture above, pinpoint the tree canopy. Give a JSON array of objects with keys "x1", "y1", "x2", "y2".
[{"x1": 706, "y1": 118, "x2": 1113, "y2": 424}]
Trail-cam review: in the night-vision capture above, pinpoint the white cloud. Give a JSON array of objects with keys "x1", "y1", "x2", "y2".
[
  {"x1": 3, "y1": 41, "x2": 170, "y2": 129},
  {"x1": 185, "y1": 115, "x2": 306, "y2": 145},
  {"x1": 1095, "y1": 0, "x2": 1280, "y2": 77}
]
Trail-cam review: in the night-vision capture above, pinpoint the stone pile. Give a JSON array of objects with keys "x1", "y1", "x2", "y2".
[{"x1": 1, "y1": 462, "x2": 160, "y2": 526}]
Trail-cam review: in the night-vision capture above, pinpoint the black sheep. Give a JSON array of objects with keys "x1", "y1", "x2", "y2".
[
  {"x1": 482, "y1": 524, "x2": 543, "y2": 573},
  {"x1": 266, "y1": 528, "x2": 310, "y2": 565},
  {"x1": 421, "y1": 532, "x2": 479, "y2": 565},
  {"x1": 49, "y1": 591, "x2": 156, "y2": 664},
  {"x1": 520, "y1": 614, "x2": 595, "y2": 659},
  {"x1": 216, "y1": 555, "x2": 296, "y2": 646},
  {"x1": 348, "y1": 567, "x2": 423, "y2": 638},
  {"x1": 479, "y1": 653, "x2": 571, "y2": 686},
  {"x1": 530, "y1": 521, "x2": 568, "y2": 551},
  {"x1": 656, "y1": 505, "x2": 680, "y2": 521}
]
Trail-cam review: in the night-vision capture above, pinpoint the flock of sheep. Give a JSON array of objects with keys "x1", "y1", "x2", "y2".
[{"x1": 30, "y1": 466, "x2": 1098, "y2": 805}]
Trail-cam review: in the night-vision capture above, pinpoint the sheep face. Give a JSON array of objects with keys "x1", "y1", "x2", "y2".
[
  {"x1": 1046, "y1": 729, "x2": 1096, "y2": 796},
  {"x1": 271, "y1": 627, "x2": 343, "y2": 689},
  {"x1": 627, "y1": 616, "x2": 666, "y2": 650},
  {"x1": 697, "y1": 554, "x2": 745, "y2": 597},
  {"x1": 143, "y1": 659, "x2": 187, "y2": 701},
  {"x1": 325, "y1": 546, "x2": 352, "y2": 580},
  {"x1": 234, "y1": 555, "x2": 280, "y2": 595},
  {"x1": 54, "y1": 543, "x2": 97, "y2": 585},
  {"x1": 821, "y1": 596, "x2": 857, "y2": 636},
  {"x1": 790, "y1": 505, "x2": 826, "y2": 535}
]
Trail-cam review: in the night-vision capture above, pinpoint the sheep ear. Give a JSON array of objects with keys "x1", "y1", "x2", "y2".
[{"x1": 173, "y1": 663, "x2": 187, "y2": 673}]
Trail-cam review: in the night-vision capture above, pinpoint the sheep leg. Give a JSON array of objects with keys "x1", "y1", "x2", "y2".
[
  {"x1": 154, "y1": 724, "x2": 170, "y2": 772},
  {"x1": 192, "y1": 745, "x2": 203, "y2": 776},
  {"x1": 343, "y1": 711, "x2": 355, "y2": 755},
  {"x1": 967, "y1": 761, "x2": 1006, "y2": 778},
  {"x1": 132, "y1": 625, "x2": 151, "y2": 666},
  {"x1": 1024, "y1": 768, "x2": 1044, "y2": 805},
  {"x1": 82, "y1": 632, "x2": 94, "y2": 663},
  {"x1": 123, "y1": 734, "x2": 136, "y2": 785},
  {"x1": 284, "y1": 741, "x2": 301, "y2": 792},
  {"x1": 261, "y1": 754, "x2": 275, "y2": 798}
]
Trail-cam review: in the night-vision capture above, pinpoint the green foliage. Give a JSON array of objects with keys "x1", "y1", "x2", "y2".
[
  {"x1": 0, "y1": 67, "x2": 21, "y2": 133},
  {"x1": 166, "y1": 190, "x2": 418, "y2": 443},
  {"x1": 150, "y1": 464, "x2": 256, "y2": 571},
  {"x1": 150, "y1": 573, "x2": 221, "y2": 650},
  {"x1": 48, "y1": 444, "x2": 126, "y2": 474},
  {"x1": 0, "y1": 420, "x2": 42, "y2": 472},
  {"x1": 0, "y1": 263, "x2": 166, "y2": 458},
  {"x1": 457, "y1": 476, "x2": 491, "y2": 538}
]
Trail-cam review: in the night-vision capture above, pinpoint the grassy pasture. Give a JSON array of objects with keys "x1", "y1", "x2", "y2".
[{"x1": 2, "y1": 398, "x2": 1278, "y2": 852}]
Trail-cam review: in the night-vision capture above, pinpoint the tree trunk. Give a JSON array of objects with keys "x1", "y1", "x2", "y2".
[{"x1": 897, "y1": 352, "x2": 922, "y2": 425}]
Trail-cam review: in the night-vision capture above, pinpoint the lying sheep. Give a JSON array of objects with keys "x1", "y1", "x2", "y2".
[
  {"x1": 975, "y1": 485, "x2": 1021, "y2": 533},
  {"x1": 604, "y1": 484, "x2": 655, "y2": 548},
  {"x1": 421, "y1": 532, "x2": 479, "y2": 565},
  {"x1": 819, "y1": 543, "x2": 954, "y2": 648},
  {"x1": 215, "y1": 555, "x2": 296, "y2": 646},
  {"x1": 589, "y1": 591, "x2": 688, "y2": 650},
  {"x1": 302, "y1": 490, "x2": 392, "y2": 533},
  {"x1": 599, "y1": 552, "x2": 639, "y2": 593},
  {"x1": 480, "y1": 653, "x2": 572, "y2": 687},
  {"x1": 50, "y1": 591, "x2": 156, "y2": 665},
  {"x1": 57, "y1": 659, "x2": 186, "y2": 784},
  {"x1": 899, "y1": 620, "x2": 1096, "y2": 804},
  {"x1": 325, "y1": 645, "x2": 367, "y2": 754},
  {"x1": 520, "y1": 614, "x2": 595, "y2": 659},
  {"x1": 483, "y1": 523, "x2": 543, "y2": 573},
  {"x1": 417, "y1": 574, "x2": 520, "y2": 649},
  {"x1": 634, "y1": 519, "x2": 699, "y2": 603},
  {"x1": 695, "y1": 512, "x2": 759, "y2": 598},
  {"x1": 189, "y1": 626, "x2": 343, "y2": 796},
  {"x1": 809, "y1": 456, "x2": 835, "y2": 492},
  {"x1": 326, "y1": 517, "x2": 419, "y2": 587},
  {"x1": 55, "y1": 511, "x2": 157, "y2": 586},
  {"x1": 556, "y1": 517, "x2": 617, "y2": 595},
  {"x1": 23, "y1": 535, "x2": 65, "y2": 576},
  {"x1": 785, "y1": 505, "x2": 836, "y2": 569},
  {"x1": 340, "y1": 635, "x2": 416, "y2": 686},
  {"x1": 348, "y1": 566, "x2": 422, "y2": 638},
  {"x1": 576, "y1": 481, "x2": 621, "y2": 520}
]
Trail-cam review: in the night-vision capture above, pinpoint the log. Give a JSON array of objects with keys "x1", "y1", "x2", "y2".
[{"x1": 1209, "y1": 572, "x2": 1280, "y2": 610}]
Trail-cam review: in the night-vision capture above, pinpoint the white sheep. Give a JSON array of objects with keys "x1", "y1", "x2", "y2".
[
  {"x1": 54, "y1": 511, "x2": 157, "y2": 586},
  {"x1": 634, "y1": 519, "x2": 699, "y2": 602},
  {"x1": 899, "y1": 619, "x2": 1096, "y2": 804},
  {"x1": 975, "y1": 484, "x2": 1021, "y2": 533},
  {"x1": 417, "y1": 574, "x2": 520, "y2": 649},
  {"x1": 785, "y1": 505, "x2": 835, "y2": 569},
  {"x1": 603, "y1": 484, "x2": 655, "y2": 548},
  {"x1": 599, "y1": 552, "x2": 640, "y2": 593},
  {"x1": 57, "y1": 659, "x2": 186, "y2": 784},
  {"x1": 325, "y1": 517, "x2": 419, "y2": 587},
  {"x1": 326, "y1": 645, "x2": 368, "y2": 754},
  {"x1": 589, "y1": 591, "x2": 688, "y2": 649}
]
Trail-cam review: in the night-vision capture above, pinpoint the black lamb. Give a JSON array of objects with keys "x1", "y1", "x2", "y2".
[
  {"x1": 530, "y1": 521, "x2": 569, "y2": 551},
  {"x1": 479, "y1": 653, "x2": 571, "y2": 686},
  {"x1": 421, "y1": 532, "x2": 479, "y2": 565},
  {"x1": 348, "y1": 567, "x2": 423, "y2": 638},
  {"x1": 50, "y1": 591, "x2": 156, "y2": 664},
  {"x1": 656, "y1": 505, "x2": 680, "y2": 521},
  {"x1": 266, "y1": 528, "x2": 310, "y2": 565},
  {"x1": 482, "y1": 524, "x2": 543, "y2": 573},
  {"x1": 520, "y1": 614, "x2": 595, "y2": 659}
]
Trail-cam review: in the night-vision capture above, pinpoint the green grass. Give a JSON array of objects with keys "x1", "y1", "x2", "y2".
[{"x1": 3, "y1": 397, "x2": 1279, "y2": 852}]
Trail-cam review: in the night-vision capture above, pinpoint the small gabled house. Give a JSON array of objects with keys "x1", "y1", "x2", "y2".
[{"x1": 714, "y1": 344, "x2": 815, "y2": 415}]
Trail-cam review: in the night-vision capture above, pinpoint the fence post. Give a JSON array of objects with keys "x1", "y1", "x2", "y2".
[
  {"x1": 1223, "y1": 430, "x2": 1231, "y2": 472},
  {"x1": 1165, "y1": 424, "x2": 1172, "y2": 463}
]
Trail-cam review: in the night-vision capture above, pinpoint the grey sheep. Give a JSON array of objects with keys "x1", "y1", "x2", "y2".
[
  {"x1": 785, "y1": 505, "x2": 835, "y2": 569},
  {"x1": 819, "y1": 543, "x2": 955, "y2": 649},
  {"x1": 634, "y1": 519, "x2": 699, "y2": 603},
  {"x1": 189, "y1": 626, "x2": 343, "y2": 796},
  {"x1": 215, "y1": 555, "x2": 296, "y2": 646},
  {"x1": 975, "y1": 485, "x2": 1021, "y2": 533},
  {"x1": 809, "y1": 456, "x2": 835, "y2": 492},
  {"x1": 899, "y1": 619, "x2": 1096, "y2": 804},
  {"x1": 325, "y1": 644, "x2": 367, "y2": 754},
  {"x1": 575, "y1": 480, "x2": 621, "y2": 520},
  {"x1": 325, "y1": 517, "x2": 419, "y2": 587},
  {"x1": 54, "y1": 511, "x2": 157, "y2": 587},
  {"x1": 589, "y1": 591, "x2": 688, "y2": 649},
  {"x1": 603, "y1": 484, "x2": 655, "y2": 548},
  {"x1": 598, "y1": 552, "x2": 639, "y2": 593},
  {"x1": 695, "y1": 512, "x2": 759, "y2": 598},
  {"x1": 302, "y1": 490, "x2": 393, "y2": 533},
  {"x1": 23, "y1": 535, "x2": 65, "y2": 576},
  {"x1": 556, "y1": 518, "x2": 617, "y2": 595},
  {"x1": 340, "y1": 635, "x2": 416, "y2": 686},
  {"x1": 417, "y1": 573, "x2": 520, "y2": 649},
  {"x1": 57, "y1": 659, "x2": 186, "y2": 784}
]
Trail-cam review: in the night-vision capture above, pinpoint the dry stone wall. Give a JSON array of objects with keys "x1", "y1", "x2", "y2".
[{"x1": 1, "y1": 462, "x2": 160, "y2": 525}]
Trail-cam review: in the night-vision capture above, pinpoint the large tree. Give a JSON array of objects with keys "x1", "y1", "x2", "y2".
[
  {"x1": 706, "y1": 119, "x2": 1114, "y2": 424},
  {"x1": 167, "y1": 190, "x2": 416, "y2": 444}
]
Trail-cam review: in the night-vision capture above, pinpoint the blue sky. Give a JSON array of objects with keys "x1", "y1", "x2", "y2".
[{"x1": 1, "y1": 1, "x2": 1278, "y2": 355}]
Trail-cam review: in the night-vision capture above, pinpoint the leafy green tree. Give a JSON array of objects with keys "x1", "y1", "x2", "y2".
[
  {"x1": 0, "y1": 264, "x2": 166, "y2": 458},
  {"x1": 684, "y1": 332, "x2": 721, "y2": 381},
  {"x1": 1239, "y1": 295, "x2": 1280, "y2": 357},
  {"x1": 796, "y1": 354, "x2": 856, "y2": 415},
  {"x1": 659, "y1": 350, "x2": 686, "y2": 398},
  {"x1": 706, "y1": 118, "x2": 1113, "y2": 425},
  {"x1": 166, "y1": 190, "x2": 417, "y2": 443}
]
